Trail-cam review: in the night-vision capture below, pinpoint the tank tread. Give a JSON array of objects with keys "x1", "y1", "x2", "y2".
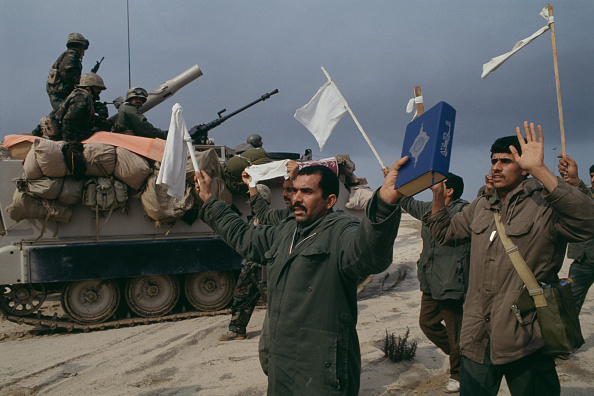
[{"x1": 0, "y1": 308, "x2": 232, "y2": 333}]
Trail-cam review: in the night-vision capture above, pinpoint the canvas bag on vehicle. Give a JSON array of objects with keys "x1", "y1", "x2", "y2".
[{"x1": 82, "y1": 177, "x2": 127, "y2": 210}]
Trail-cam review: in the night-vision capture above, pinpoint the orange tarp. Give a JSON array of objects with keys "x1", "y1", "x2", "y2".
[{"x1": 2, "y1": 132, "x2": 166, "y2": 162}]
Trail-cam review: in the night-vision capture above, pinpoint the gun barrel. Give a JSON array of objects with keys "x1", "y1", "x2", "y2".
[
  {"x1": 219, "y1": 89, "x2": 279, "y2": 120},
  {"x1": 190, "y1": 89, "x2": 279, "y2": 143},
  {"x1": 140, "y1": 64, "x2": 203, "y2": 113}
]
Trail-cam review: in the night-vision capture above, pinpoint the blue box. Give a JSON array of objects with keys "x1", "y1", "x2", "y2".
[{"x1": 394, "y1": 101, "x2": 456, "y2": 196}]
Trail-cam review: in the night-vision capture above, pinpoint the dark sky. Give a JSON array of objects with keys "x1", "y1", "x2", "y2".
[{"x1": 1, "y1": 1, "x2": 592, "y2": 201}]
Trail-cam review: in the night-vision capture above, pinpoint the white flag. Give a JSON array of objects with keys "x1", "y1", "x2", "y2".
[
  {"x1": 294, "y1": 81, "x2": 347, "y2": 151},
  {"x1": 482, "y1": 7, "x2": 553, "y2": 79},
  {"x1": 245, "y1": 160, "x2": 290, "y2": 187},
  {"x1": 156, "y1": 103, "x2": 191, "y2": 200}
]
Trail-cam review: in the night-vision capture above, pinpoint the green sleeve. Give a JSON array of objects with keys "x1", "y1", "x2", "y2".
[
  {"x1": 249, "y1": 193, "x2": 289, "y2": 226},
  {"x1": 399, "y1": 196, "x2": 431, "y2": 220},
  {"x1": 340, "y1": 191, "x2": 402, "y2": 278},
  {"x1": 199, "y1": 196, "x2": 276, "y2": 264}
]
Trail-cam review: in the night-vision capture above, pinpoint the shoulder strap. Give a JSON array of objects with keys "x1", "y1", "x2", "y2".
[{"x1": 493, "y1": 211, "x2": 547, "y2": 308}]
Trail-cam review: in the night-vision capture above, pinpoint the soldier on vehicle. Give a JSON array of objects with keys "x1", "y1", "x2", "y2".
[
  {"x1": 32, "y1": 33, "x2": 89, "y2": 137},
  {"x1": 112, "y1": 87, "x2": 167, "y2": 139},
  {"x1": 234, "y1": 133, "x2": 264, "y2": 154},
  {"x1": 47, "y1": 33, "x2": 89, "y2": 111},
  {"x1": 56, "y1": 73, "x2": 107, "y2": 143},
  {"x1": 225, "y1": 134, "x2": 272, "y2": 195}
]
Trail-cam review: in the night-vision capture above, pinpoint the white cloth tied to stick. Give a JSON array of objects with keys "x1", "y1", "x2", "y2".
[
  {"x1": 481, "y1": 7, "x2": 553, "y2": 79},
  {"x1": 294, "y1": 81, "x2": 347, "y2": 151},
  {"x1": 156, "y1": 103, "x2": 191, "y2": 200},
  {"x1": 245, "y1": 160, "x2": 290, "y2": 187},
  {"x1": 406, "y1": 96, "x2": 424, "y2": 120}
]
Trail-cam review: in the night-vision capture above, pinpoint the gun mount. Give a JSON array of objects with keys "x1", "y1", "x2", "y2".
[{"x1": 190, "y1": 89, "x2": 279, "y2": 144}]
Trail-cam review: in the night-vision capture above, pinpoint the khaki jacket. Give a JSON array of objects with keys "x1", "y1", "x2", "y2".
[
  {"x1": 424, "y1": 178, "x2": 594, "y2": 364},
  {"x1": 200, "y1": 191, "x2": 401, "y2": 395}
]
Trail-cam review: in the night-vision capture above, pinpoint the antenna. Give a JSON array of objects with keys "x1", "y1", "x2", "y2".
[{"x1": 127, "y1": 0, "x2": 131, "y2": 88}]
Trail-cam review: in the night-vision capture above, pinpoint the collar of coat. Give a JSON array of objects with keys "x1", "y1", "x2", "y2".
[
  {"x1": 287, "y1": 208, "x2": 358, "y2": 257},
  {"x1": 488, "y1": 177, "x2": 543, "y2": 207}
]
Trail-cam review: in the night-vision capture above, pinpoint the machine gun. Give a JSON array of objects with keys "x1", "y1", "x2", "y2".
[
  {"x1": 91, "y1": 57, "x2": 104, "y2": 74},
  {"x1": 190, "y1": 89, "x2": 279, "y2": 144}
]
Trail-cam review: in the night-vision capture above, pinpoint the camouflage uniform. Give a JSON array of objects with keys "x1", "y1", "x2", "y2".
[
  {"x1": 228, "y1": 216, "x2": 267, "y2": 335},
  {"x1": 112, "y1": 103, "x2": 165, "y2": 139},
  {"x1": 46, "y1": 48, "x2": 83, "y2": 111},
  {"x1": 57, "y1": 88, "x2": 96, "y2": 143}
]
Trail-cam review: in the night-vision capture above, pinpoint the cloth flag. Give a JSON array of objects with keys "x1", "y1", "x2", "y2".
[
  {"x1": 245, "y1": 160, "x2": 290, "y2": 187},
  {"x1": 156, "y1": 103, "x2": 191, "y2": 200},
  {"x1": 294, "y1": 81, "x2": 347, "y2": 151},
  {"x1": 481, "y1": 7, "x2": 553, "y2": 79}
]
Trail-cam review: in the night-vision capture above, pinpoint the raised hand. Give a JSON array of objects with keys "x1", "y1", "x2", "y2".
[
  {"x1": 379, "y1": 156, "x2": 409, "y2": 204},
  {"x1": 511, "y1": 121, "x2": 558, "y2": 192},
  {"x1": 511, "y1": 121, "x2": 545, "y2": 174}
]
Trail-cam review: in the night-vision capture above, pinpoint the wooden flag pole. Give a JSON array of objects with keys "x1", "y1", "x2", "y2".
[
  {"x1": 413, "y1": 86, "x2": 425, "y2": 119},
  {"x1": 321, "y1": 66, "x2": 386, "y2": 169},
  {"x1": 547, "y1": 4, "x2": 566, "y2": 156}
]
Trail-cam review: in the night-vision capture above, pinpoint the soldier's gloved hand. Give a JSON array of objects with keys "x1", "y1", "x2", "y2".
[{"x1": 95, "y1": 101, "x2": 109, "y2": 118}]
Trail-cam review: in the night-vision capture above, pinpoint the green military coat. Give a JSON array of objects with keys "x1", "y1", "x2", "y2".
[
  {"x1": 112, "y1": 103, "x2": 165, "y2": 139},
  {"x1": 400, "y1": 197, "x2": 470, "y2": 300},
  {"x1": 200, "y1": 191, "x2": 401, "y2": 395}
]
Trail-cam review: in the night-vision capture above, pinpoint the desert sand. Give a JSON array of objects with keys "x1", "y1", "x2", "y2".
[{"x1": 1, "y1": 213, "x2": 593, "y2": 395}]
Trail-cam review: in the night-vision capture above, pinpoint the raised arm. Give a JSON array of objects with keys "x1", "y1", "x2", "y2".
[{"x1": 195, "y1": 170, "x2": 275, "y2": 263}]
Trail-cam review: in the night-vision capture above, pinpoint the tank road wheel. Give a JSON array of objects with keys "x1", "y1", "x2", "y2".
[
  {"x1": 61, "y1": 279, "x2": 120, "y2": 324},
  {"x1": 125, "y1": 275, "x2": 180, "y2": 317},
  {"x1": 184, "y1": 271, "x2": 234, "y2": 311},
  {"x1": 0, "y1": 284, "x2": 46, "y2": 316}
]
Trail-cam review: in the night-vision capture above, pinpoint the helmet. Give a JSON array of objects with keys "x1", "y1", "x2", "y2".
[
  {"x1": 125, "y1": 87, "x2": 148, "y2": 103},
  {"x1": 256, "y1": 184, "x2": 271, "y2": 204},
  {"x1": 66, "y1": 32, "x2": 89, "y2": 50},
  {"x1": 78, "y1": 73, "x2": 106, "y2": 90},
  {"x1": 247, "y1": 133, "x2": 263, "y2": 147}
]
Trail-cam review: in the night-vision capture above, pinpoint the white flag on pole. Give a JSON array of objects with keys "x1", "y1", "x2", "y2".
[
  {"x1": 156, "y1": 103, "x2": 191, "y2": 200},
  {"x1": 294, "y1": 81, "x2": 347, "y2": 151},
  {"x1": 481, "y1": 7, "x2": 553, "y2": 79}
]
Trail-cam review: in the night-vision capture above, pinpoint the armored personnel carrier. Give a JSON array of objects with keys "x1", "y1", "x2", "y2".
[
  {"x1": 0, "y1": 137, "x2": 367, "y2": 331},
  {"x1": 0, "y1": 66, "x2": 370, "y2": 331}
]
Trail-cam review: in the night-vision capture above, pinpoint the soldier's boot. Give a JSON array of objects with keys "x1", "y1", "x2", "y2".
[{"x1": 218, "y1": 330, "x2": 247, "y2": 341}]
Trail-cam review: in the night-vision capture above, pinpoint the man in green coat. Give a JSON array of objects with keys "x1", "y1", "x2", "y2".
[
  {"x1": 400, "y1": 172, "x2": 470, "y2": 393},
  {"x1": 196, "y1": 158, "x2": 408, "y2": 395},
  {"x1": 112, "y1": 87, "x2": 166, "y2": 139}
]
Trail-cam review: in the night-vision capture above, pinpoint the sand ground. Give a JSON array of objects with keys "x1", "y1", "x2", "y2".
[{"x1": 0, "y1": 213, "x2": 593, "y2": 395}]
